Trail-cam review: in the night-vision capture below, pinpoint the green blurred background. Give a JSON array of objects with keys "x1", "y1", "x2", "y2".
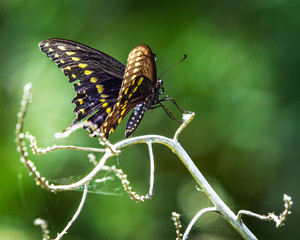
[{"x1": 1, "y1": 0, "x2": 299, "y2": 239}]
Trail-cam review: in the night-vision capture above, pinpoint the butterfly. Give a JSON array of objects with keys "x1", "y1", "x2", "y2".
[{"x1": 39, "y1": 39, "x2": 184, "y2": 138}]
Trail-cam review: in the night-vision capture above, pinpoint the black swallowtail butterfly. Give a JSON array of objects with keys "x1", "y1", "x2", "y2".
[{"x1": 39, "y1": 39, "x2": 183, "y2": 138}]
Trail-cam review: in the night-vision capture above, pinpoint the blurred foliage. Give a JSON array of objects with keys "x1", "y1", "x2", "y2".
[{"x1": 0, "y1": 0, "x2": 299, "y2": 239}]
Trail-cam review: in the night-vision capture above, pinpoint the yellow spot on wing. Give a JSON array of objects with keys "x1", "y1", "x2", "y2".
[
  {"x1": 106, "y1": 107, "x2": 112, "y2": 114},
  {"x1": 100, "y1": 99, "x2": 106, "y2": 102},
  {"x1": 54, "y1": 54, "x2": 59, "y2": 58},
  {"x1": 90, "y1": 77, "x2": 97, "y2": 83},
  {"x1": 79, "y1": 109, "x2": 85, "y2": 114},
  {"x1": 63, "y1": 66, "x2": 71, "y2": 71},
  {"x1": 72, "y1": 57, "x2": 81, "y2": 61},
  {"x1": 100, "y1": 94, "x2": 109, "y2": 98},
  {"x1": 131, "y1": 75, "x2": 136, "y2": 80},
  {"x1": 72, "y1": 74, "x2": 76, "y2": 78},
  {"x1": 133, "y1": 68, "x2": 139, "y2": 73},
  {"x1": 48, "y1": 48, "x2": 53, "y2": 52},
  {"x1": 123, "y1": 100, "x2": 128, "y2": 107},
  {"x1": 135, "y1": 62, "x2": 141, "y2": 67},
  {"x1": 66, "y1": 52, "x2": 76, "y2": 56},
  {"x1": 60, "y1": 60, "x2": 65, "y2": 63},
  {"x1": 121, "y1": 108, "x2": 126, "y2": 116},
  {"x1": 79, "y1": 63, "x2": 88, "y2": 68},
  {"x1": 44, "y1": 42, "x2": 49, "y2": 47},
  {"x1": 96, "y1": 84, "x2": 104, "y2": 93},
  {"x1": 118, "y1": 118, "x2": 122, "y2": 124},
  {"x1": 133, "y1": 86, "x2": 138, "y2": 93},
  {"x1": 138, "y1": 77, "x2": 144, "y2": 86},
  {"x1": 58, "y1": 46, "x2": 66, "y2": 50},
  {"x1": 84, "y1": 70, "x2": 93, "y2": 75},
  {"x1": 102, "y1": 102, "x2": 108, "y2": 107},
  {"x1": 78, "y1": 99, "x2": 83, "y2": 105},
  {"x1": 124, "y1": 88, "x2": 129, "y2": 95}
]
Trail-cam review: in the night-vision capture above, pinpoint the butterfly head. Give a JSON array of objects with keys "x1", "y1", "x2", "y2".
[{"x1": 157, "y1": 79, "x2": 164, "y2": 95}]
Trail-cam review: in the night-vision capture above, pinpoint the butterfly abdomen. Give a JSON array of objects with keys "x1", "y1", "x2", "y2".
[{"x1": 125, "y1": 101, "x2": 147, "y2": 138}]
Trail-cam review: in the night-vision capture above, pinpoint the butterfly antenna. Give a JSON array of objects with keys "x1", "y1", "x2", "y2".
[{"x1": 158, "y1": 54, "x2": 187, "y2": 79}]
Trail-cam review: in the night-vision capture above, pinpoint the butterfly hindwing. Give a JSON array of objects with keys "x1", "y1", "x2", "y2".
[{"x1": 100, "y1": 45, "x2": 157, "y2": 138}]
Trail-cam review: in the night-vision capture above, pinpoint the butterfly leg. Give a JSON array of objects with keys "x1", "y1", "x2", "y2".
[
  {"x1": 150, "y1": 95, "x2": 187, "y2": 123},
  {"x1": 159, "y1": 95, "x2": 187, "y2": 113},
  {"x1": 150, "y1": 102, "x2": 182, "y2": 123}
]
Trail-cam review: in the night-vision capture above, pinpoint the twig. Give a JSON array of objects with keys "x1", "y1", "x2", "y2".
[
  {"x1": 26, "y1": 132, "x2": 106, "y2": 154},
  {"x1": 55, "y1": 121, "x2": 119, "y2": 155},
  {"x1": 55, "y1": 184, "x2": 89, "y2": 240},
  {"x1": 108, "y1": 165, "x2": 150, "y2": 202},
  {"x1": 34, "y1": 185, "x2": 88, "y2": 240},
  {"x1": 16, "y1": 83, "x2": 51, "y2": 189},
  {"x1": 182, "y1": 207, "x2": 218, "y2": 240},
  {"x1": 87, "y1": 153, "x2": 98, "y2": 166},
  {"x1": 86, "y1": 157, "x2": 154, "y2": 201},
  {"x1": 237, "y1": 194, "x2": 293, "y2": 228},
  {"x1": 54, "y1": 122, "x2": 88, "y2": 139},
  {"x1": 174, "y1": 112, "x2": 194, "y2": 141},
  {"x1": 171, "y1": 212, "x2": 182, "y2": 240},
  {"x1": 147, "y1": 141, "x2": 155, "y2": 198},
  {"x1": 34, "y1": 218, "x2": 50, "y2": 240}
]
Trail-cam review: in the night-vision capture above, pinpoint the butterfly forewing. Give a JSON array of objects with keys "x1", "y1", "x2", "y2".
[
  {"x1": 39, "y1": 39, "x2": 125, "y2": 129},
  {"x1": 39, "y1": 39, "x2": 125, "y2": 78}
]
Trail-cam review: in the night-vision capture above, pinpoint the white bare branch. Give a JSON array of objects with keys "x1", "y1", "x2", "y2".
[
  {"x1": 182, "y1": 207, "x2": 218, "y2": 240},
  {"x1": 147, "y1": 141, "x2": 155, "y2": 198},
  {"x1": 55, "y1": 184, "x2": 89, "y2": 240}
]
